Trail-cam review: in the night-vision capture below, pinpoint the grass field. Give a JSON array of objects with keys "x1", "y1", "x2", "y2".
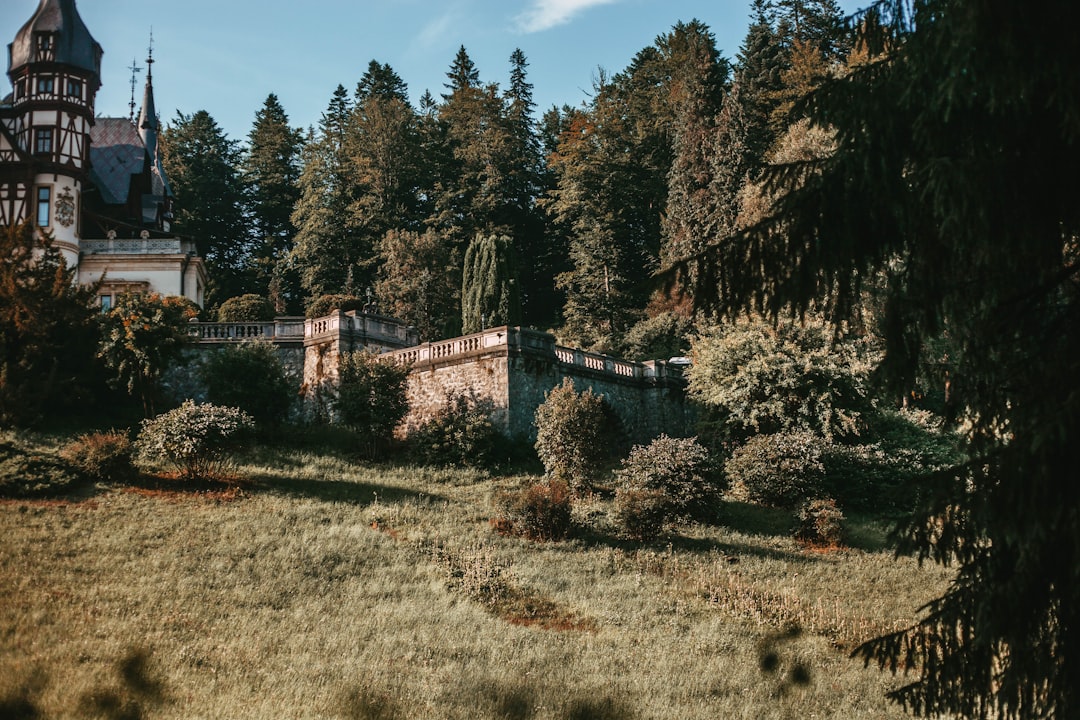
[{"x1": 0, "y1": 439, "x2": 953, "y2": 719}]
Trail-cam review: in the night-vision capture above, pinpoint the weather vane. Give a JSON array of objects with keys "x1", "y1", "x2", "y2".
[{"x1": 127, "y1": 58, "x2": 142, "y2": 122}]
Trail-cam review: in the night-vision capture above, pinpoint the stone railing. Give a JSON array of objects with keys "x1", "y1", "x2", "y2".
[
  {"x1": 385, "y1": 327, "x2": 520, "y2": 367},
  {"x1": 382, "y1": 325, "x2": 683, "y2": 384},
  {"x1": 554, "y1": 345, "x2": 639, "y2": 378},
  {"x1": 82, "y1": 237, "x2": 196, "y2": 255},
  {"x1": 192, "y1": 317, "x2": 306, "y2": 343},
  {"x1": 194, "y1": 310, "x2": 416, "y2": 350}
]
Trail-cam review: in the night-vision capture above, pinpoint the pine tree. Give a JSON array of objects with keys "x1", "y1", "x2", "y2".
[
  {"x1": 242, "y1": 93, "x2": 304, "y2": 313},
  {"x1": 348, "y1": 61, "x2": 424, "y2": 290},
  {"x1": 503, "y1": 49, "x2": 556, "y2": 328},
  {"x1": 443, "y1": 45, "x2": 480, "y2": 98},
  {"x1": 290, "y1": 86, "x2": 362, "y2": 299},
  {"x1": 160, "y1": 110, "x2": 249, "y2": 308},
  {"x1": 734, "y1": 0, "x2": 788, "y2": 171},
  {"x1": 689, "y1": 0, "x2": 1080, "y2": 715}
]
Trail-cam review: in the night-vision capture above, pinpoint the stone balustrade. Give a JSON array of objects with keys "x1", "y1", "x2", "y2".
[
  {"x1": 192, "y1": 317, "x2": 306, "y2": 343},
  {"x1": 383, "y1": 326, "x2": 682, "y2": 384},
  {"x1": 193, "y1": 310, "x2": 416, "y2": 350},
  {"x1": 82, "y1": 237, "x2": 196, "y2": 255}
]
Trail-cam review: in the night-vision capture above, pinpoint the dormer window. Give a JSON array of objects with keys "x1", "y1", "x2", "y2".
[
  {"x1": 35, "y1": 33, "x2": 54, "y2": 61},
  {"x1": 36, "y1": 76, "x2": 54, "y2": 95},
  {"x1": 66, "y1": 78, "x2": 83, "y2": 99}
]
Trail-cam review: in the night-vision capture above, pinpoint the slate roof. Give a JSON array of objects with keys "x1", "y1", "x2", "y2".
[
  {"x1": 89, "y1": 118, "x2": 144, "y2": 206},
  {"x1": 7, "y1": 0, "x2": 102, "y2": 78}
]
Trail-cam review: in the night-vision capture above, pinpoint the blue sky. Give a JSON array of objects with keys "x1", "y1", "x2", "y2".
[{"x1": 3, "y1": 0, "x2": 865, "y2": 145}]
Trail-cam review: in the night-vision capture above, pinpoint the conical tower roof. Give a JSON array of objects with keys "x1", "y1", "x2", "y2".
[{"x1": 7, "y1": 0, "x2": 102, "y2": 80}]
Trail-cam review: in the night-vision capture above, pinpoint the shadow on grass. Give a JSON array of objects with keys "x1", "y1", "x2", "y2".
[{"x1": 248, "y1": 471, "x2": 447, "y2": 506}]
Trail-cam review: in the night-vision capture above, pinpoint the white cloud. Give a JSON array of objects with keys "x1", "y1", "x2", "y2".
[{"x1": 515, "y1": 0, "x2": 622, "y2": 33}]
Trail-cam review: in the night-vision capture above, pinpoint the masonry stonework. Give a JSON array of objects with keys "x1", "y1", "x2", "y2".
[{"x1": 191, "y1": 316, "x2": 691, "y2": 445}]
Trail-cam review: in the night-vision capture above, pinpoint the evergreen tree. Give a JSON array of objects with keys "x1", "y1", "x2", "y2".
[
  {"x1": 290, "y1": 86, "x2": 362, "y2": 299},
  {"x1": 355, "y1": 60, "x2": 410, "y2": 104},
  {"x1": 160, "y1": 110, "x2": 249, "y2": 308},
  {"x1": 688, "y1": 0, "x2": 1080, "y2": 715},
  {"x1": 443, "y1": 45, "x2": 480, "y2": 98},
  {"x1": 374, "y1": 229, "x2": 458, "y2": 341},
  {"x1": 504, "y1": 49, "x2": 556, "y2": 328},
  {"x1": 242, "y1": 94, "x2": 304, "y2": 313},
  {"x1": 0, "y1": 225, "x2": 100, "y2": 427},
  {"x1": 734, "y1": 0, "x2": 788, "y2": 171},
  {"x1": 347, "y1": 62, "x2": 424, "y2": 288},
  {"x1": 435, "y1": 51, "x2": 515, "y2": 247},
  {"x1": 461, "y1": 233, "x2": 519, "y2": 334}
]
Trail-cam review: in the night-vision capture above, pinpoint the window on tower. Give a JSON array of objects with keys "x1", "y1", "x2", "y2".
[
  {"x1": 66, "y1": 78, "x2": 83, "y2": 99},
  {"x1": 36, "y1": 76, "x2": 55, "y2": 95},
  {"x1": 35, "y1": 33, "x2": 54, "y2": 61},
  {"x1": 34, "y1": 128, "x2": 53, "y2": 155},
  {"x1": 36, "y1": 187, "x2": 51, "y2": 227}
]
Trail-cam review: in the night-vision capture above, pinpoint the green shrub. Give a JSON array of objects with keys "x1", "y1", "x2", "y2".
[
  {"x1": 493, "y1": 479, "x2": 573, "y2": 541},
  {"x1": 618, "y1": 311, "x2": 693, "y2": 362},
  {"x1": 336, "y1": 351, "x2": 410, "y2": 457},
  {"x1": 534, "y1": 379, "x2": 620, "y2": 493},
  {"x1": 60, "y1": 430, "x2": 134, "y2": 482},
  {"x1": 724, "y1": 431, "x2": 825, "y2": 508},
  {"x1": 200, "y1": 342, "x2": 293, "y2": 429},
  {"x1": 0, "y1": 436, "x2": 82, "y2": 497},
  {"x1": 135, "y1": 401, "x2": 254, "y2": 480},
  {"x1": 687, "y1": 318, "x2": 872, "y2": 445},
  {"x1": 615, "y1": 435, "x2": 721, "y2": 522},
  {"x1": 613, "y1": 487, "x2": 669, "y2": 541},
  {"x1": 306, "y1": 294, "x2": 364, "y2": 318},
  {"x1": 409, "y1": 391, "x2": 502, "y2": 468},
  {"x1": 216, "y1": 294, "x2": 275, "y2": 322},
  {"x1": 795, "y1": 497, "x2": 845, "y2": 546}
]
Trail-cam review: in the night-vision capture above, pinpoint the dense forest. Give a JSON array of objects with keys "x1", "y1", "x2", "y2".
[{"x1": 158, "y1": 0, "x2": 848, "y2": 354}]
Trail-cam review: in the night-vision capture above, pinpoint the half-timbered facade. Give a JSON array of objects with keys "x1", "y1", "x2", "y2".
[{"x1": 2, "y1": 0, "x2": 206, "y2": 307}]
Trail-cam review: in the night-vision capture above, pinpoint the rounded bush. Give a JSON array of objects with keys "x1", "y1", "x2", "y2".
[
  {"x1": 0, "y1": 437, "x2": 83, "y2": 498},
  {"x1": 795, "y1": 497, "x2": 845, "y2": 546},
  {"x1": 724, "y1": 431, "x2": 825, "y2": 508},
  {"x1": 216, "y1": 294, "x2": 275, "y2": 322},
  {"x1": 409, "y1": 391, "x2": 502, "y2": 468},
  {"x1": 493, "y1": 479, "x2": 573, "y2": 542},
  {"x1": 135, "y1": 400, "x2": 254, "y2": 480},
  {"x1": 60, "y1": 430, "x2": 134, "y2": 481},
  {"x1": 534, "y1": 379, "x2": 621, "y2": 493},
  {"x1": 615, "y1": 435, "x2": 721, "y2": 521},
  {"x1": 305, "y1": 294, "x2": 364, "y2": 319}
]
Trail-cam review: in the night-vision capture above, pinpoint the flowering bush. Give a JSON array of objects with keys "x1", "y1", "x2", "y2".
[{"x1": 135, "y1": 400, "x2": 254, "y2": 480}]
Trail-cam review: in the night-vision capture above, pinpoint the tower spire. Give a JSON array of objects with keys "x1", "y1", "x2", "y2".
[{"x1": 137, "y1": 29, "x2": 158, "y2": 161}]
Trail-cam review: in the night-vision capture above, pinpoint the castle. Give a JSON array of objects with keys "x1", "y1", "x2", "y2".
[
  {"x1": 3, "y1": 0, "x2": 690, "y2": 442},
  {"x1": 1, "y1": 0, "x2": 206, "y2": 308}
]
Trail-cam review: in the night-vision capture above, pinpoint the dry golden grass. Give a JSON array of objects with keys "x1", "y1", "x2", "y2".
[{"x1": 0, "y1": 441, "x2": 953, "y2": 719}]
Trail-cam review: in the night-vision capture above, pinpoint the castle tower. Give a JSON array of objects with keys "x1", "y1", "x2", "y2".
[{"x1": 3, "y1": 0, "x2": 102, "y2": 264}]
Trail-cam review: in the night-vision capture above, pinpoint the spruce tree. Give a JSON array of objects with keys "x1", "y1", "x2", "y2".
[
  {"x1": 290, "y1": 86, "x2": 362, "y2": 299},
  {"x1": 160, "y1": 110, "x2": 249, "y2": 308},
  {"x1": 242, "y1": 93, "x2": 304, "y2": 313},
  {"x1": 689, "y1": 0, "x2": 1080, "y2": 715}
]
